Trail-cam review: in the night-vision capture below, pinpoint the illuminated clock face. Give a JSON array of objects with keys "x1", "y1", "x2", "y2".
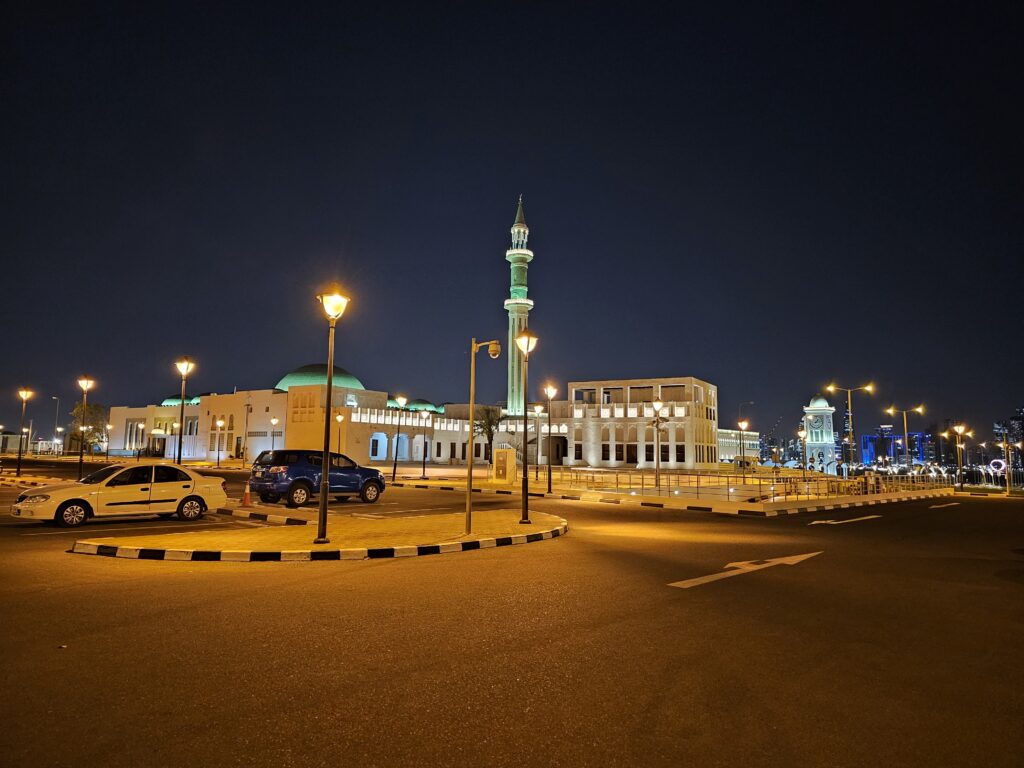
[{"x1": 810, "y1": 416, "x2": 824, "y2": 429}]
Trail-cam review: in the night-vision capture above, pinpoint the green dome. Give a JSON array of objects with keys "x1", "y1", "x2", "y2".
[
  {"x1": 161, "y1": 395, "x2": 201, "y2": 407},
  {"x1": 387, "y1": 397, "x2": 444, "y2": 414},
  {"x1": 275, "y1": 364, "x2": 365, "y2": 392}
]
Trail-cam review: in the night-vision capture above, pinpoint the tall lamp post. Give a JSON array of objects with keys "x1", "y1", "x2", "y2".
[
  {"x1": 391, "y1": 395, "x2": 407, "y2": 482},
  {"x1": 215, "y1": 419, "x2": 225, "y2": 468},
  {"x1": 137, "y1": 424, "x2": 145, "y2": 461},
  {"x1": 174, "y1": 357, "x2": 195, "y2": 464},
  {"x1": 314, "y1": 288, "x2": 350, "y2": 545},
  {"x1": 797, "y1": 427, "x2": 808, "y2": 482},
  {"x1": 651, "y1": 399, "x2": 667, "y2": 490},
  {"x1": 738, "y1": 419, "x2": 750, "y2": 481},
  {"x1": 943, "y1": 424, "x2": 972, "y2": 491},
  {"x1": 16, "y1": 388, "x2": 33, "y2": 477},
  {"x1": 826, "y1": 382, "x2": 874, "y2": 468},
  {"x1": 270, "y1": 417, "x2": 279, "y2": 451},
  {"x1": 997, "y1": 440, "x2": 1021, "y2": 496},
  {"x1": 544, "y1": 384, "x2": 557, "y2": 493},
  {"x1": 51, "y1": 396, "x2": 60, "y2": 448},
  {"x1": 335, "y1": 413, "x2": 344, "y2": 454},
  {"x1": 419, "y1": 411, "x2": 430, "y2": 479},
  {"x1": 55, "y1": 426, "x2": 64, "y2": 456},
  {"x1": 465, "y1": 338, "x2": 501, "y2": 534},
  {"x1": 886, "y1": 404, "x2": 924, "y2": 471},
  {"x1": 76, "y1": 377, "x2": 94, "y2": 480},
  {"x1": 532, "y1": 404, "x2": 544, "y2": 481},
  {"x1": 515, "y1": 330, "x2": 538, "y2": 524}
]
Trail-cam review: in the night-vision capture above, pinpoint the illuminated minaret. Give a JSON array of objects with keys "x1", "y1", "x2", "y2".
[{"x1": 504, "y1": 195, "x2": 533, "y2": 416}]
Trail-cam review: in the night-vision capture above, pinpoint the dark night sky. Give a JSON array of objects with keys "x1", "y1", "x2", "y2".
[{"x1": 2, "y1": 2, "x2": 1022, "y2": 440}]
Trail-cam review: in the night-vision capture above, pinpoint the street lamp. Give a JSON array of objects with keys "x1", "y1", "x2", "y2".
[
  {"x1": 996, "y1": 440, "x2": 1022, "y2": 496},
  {"x1": 270, "y1": 417, "x2": 279, "y2": 451},
  {"x1": 174, "y1": 357, "x2": 195, "y2": 464},
  {"x1": 419, "y1": 410, "x2": 430, "y2": 479},
  {"x1": 137, "y1": 424, "x2": 145, "y2": 461},
  {"x1": 515, "y1": 330, "x2": 538, "y2": 524},
  {"x1": 105, "y1": 423, "x2": 112, "y2": 461},
  {"x1": 315, "y1": 286, "x2": 350, "y2": 544},
  {"x1": 651, "y1": 399, "x2": 667, "y2": 490},
  {"x1": 391, "y1": 395, "x2": 407, "y2": 482},
  {"x1": 55, "y1": 426, "x2": 65, "y2": 456},
  {"x1": 465, "y1": 338, "x2": 501, "y2": 534},
  {"x1": 533, "y1": 404, "x2": 544, "y2": 481},
  {"x1": 215, "y1": 419, "x2": 225, "y2": 468},
  {"x1": 886, "y1": 404, "x2": 924, "y2": 471},
  {"x1": 51, "y1": 395, "x2": 60, "y2": 449},
  {"x1": 826, "y1": 382, "x2": 874, "y2": 468},
  {"x1": 945, "y1": 424, "x2": 971, "y2": 491},
  {"x1": 76, "y1": 377, "x2": 94, "y2": 480},
  {"x1": 15, "y1": 389, "x2": 33, "y2": 477},
  {"x1": 335, "y1": 412, "x2": 344, "y2": 454},
  {"x1": 544, "y1": 384, "x2": 557, "y2": 493},
  {"x1": 738, "y1": 419, "x2": 750, "y2": 481},
  {"x1": 797, "y1": 427, "x2": 808, "y2": 482}
]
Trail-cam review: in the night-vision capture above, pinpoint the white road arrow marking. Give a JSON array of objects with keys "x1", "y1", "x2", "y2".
[
  {"x1": 807, "y1": 514, "x2": 882, "y2": 526},
  {"x1": 668, "y1": 551, "x2": 822, "y2": 589},
  {"x1": 929, "y1": 502, "x2": 960, "y2": 509}
]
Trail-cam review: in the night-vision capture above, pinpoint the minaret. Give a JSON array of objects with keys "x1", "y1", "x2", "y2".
[{"x1": 504, "y1": 195, "x2": 534, "y2": 416}]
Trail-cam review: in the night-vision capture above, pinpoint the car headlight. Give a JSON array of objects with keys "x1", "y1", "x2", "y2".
[{"x1": 23, "y1": 495, "x2": 50, "y2": 504}]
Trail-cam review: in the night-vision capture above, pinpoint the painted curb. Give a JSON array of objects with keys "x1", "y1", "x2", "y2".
[
  {"x1": 214, "y1": 507, "x2": 312, "y2": 526},
  {"x1": 70, "y1": 518, "x2": 569, "y2": 562},
  {"x1": 0, "y1": 476, "x2": 64, "y2": 488}
]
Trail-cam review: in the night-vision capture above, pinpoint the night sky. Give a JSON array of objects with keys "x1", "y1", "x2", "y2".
[{"x1": 3, "y1": 3, "x2": 1022, "y2": 440}]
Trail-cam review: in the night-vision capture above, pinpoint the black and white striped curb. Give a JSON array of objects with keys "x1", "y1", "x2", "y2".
[
  {"x1": 391, "y1": 481, "x2": 954, "y2": 518},
  {"x1": 70, "y1": 518, "x2": 568, "y2": 562},
  {"x1": 214, "y1": 507, "x2": 312, "y2": 526},
  {"x1": 0, "y1": 476, "x2": 64, "y2": 489}
]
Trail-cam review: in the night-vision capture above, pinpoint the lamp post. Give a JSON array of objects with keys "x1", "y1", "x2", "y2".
[
  {"x1": 172, "y1": 423, "x2": 180, "y2": 462},
  {"x1": 886, "y1": 404, "x2": 924, "y2": 471},
  {"x1": 947, "y1": 424, "x2": 970, "y2": 491},
  {"x1": 532, "y1": 404, "x2": 544, "y2": 481},
  {"x1": 335, "y1": 413, "x2": 344, "y2": 454},
  {"x1": 76, "y1": 377, "x2": 94, "y2": 480},
  {"x1": 104, "y1": 423, "x2": 111, "y2": 461},
  {"x1": 51, "y1": 396, "x2": 60, "y2": 449},
  {"x1": 997, "y1": 440, "x2": 1021, "y2": 496},
  {"x1": 544, "y1": 384, "x2": 557, "y2": 493},
  {"x1": 270, "y1": 417, "x2": 279, "y2": 451},
  {"x1": 174, "y1": 357, "x2": 195, "y2": 464},
  {"x1": 391, "y1": 395, "x2": 407, "y2": 482},
  {"x1": 826, "y1": 382, "x2": 874, "y2": 468},
  {"x1": 137, "y1": 424, "x2": 145, "y2": 461},
  {"x1": 315, "y1": 288, "x2": 350, "y2": 545},
  {"x1": 738, "y1": 419, "x2": 750, "y2": 481},
  {"x1": 465, "y1": 338, "x2": 501, "y2": 535},
  {"x1": 515, "y1": 330, "x2": 538, "y2": 524},
  {"x1": 16, "y1": 389, "x2": 33, "y2": 477},
  {"x1": 55, "y1": 425, "x2": 64, "y2": 455},
  {"x1": 419, "y1": 411, "x2": 430, "y2": 479},
  {"x1": 797, "y1": 427, "x2": 808, "y2": 482},
  {"x1": 651, "y1": 399, "x2": 667, "y2": 490},
  {"x1": 215, "y1": 419, "x2": 225, "y2": 468}
]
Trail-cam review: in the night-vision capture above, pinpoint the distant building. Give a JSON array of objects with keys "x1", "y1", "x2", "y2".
[{"x1": 802, "y1": 395, "x2": 839, "y2": 474}]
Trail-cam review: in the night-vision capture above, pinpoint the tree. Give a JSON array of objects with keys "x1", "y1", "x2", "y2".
[
  {"x1": 473, "y1": 406, "x2": 506, "y2": 464},
  {"x1": 70, "y1": 402, "x2": 110, "y2": 453}
]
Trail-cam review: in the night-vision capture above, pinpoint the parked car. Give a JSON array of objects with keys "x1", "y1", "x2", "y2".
[
  {"x1": 249, "y1": 450, "x2": 385, "y2": 506},
  {"x1": 9, "y1": 462, "x2": 228, "y2": 527}
]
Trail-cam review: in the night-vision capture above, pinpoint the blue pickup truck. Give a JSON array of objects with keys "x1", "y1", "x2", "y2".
[{"x1": 249, "y1": 450, "x2": 386, "y2": 507}]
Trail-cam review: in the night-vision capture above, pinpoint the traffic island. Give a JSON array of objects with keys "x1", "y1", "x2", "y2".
[{"x1": 70, "y1": 509, "x2": 568, "y2": 562}]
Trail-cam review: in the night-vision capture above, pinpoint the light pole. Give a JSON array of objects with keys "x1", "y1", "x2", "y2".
[
  {"x1": 946, "y1": 424, "x2": 971, "y2": 491},
  {"x1": 738, "y1": 419, "x2": 750, "y2": 481},
  {"x1": 215, "y1": 419, "x2": 224, "y2": 468},
  {"x1": 826, "y1": 382, "x2": 874, "y2": 469},
  {"x1": 797, "y1": 427, "x2": 808, "y2": 482},
  {"x1": 315, "y1": 287, "x2": 350, "y2": 545},
  {"x1": 174, "y1": 357, "x2": 195, "y2": 464},
  {"x1": 137, "y1": 424, "x2": 145, "y2": 461},
  {"x1": 105, "y1": 423, "x2": 112, "y2": 461},
  {"x1": 651, "y1": 399, "x2": 667, "y2": 490},
  {"x1": 51, "y1": 396, "x2": 60, "y2": 448},
  {"x1": 270, "y1": 417, "x2": 279, "y2": 451},
  {"x1": 533, "y1": 404, "x2": 544, "y2": 480},
  {"x1": 544, "y1": 384, "x2": 557, "y2": 493},
  {"x1": 335, "y1": 413, "x2": 344, "y2": 454},
  {"x1": 391, "y1": 395, "x2": 407, "y2": 482},
  {"x1": 515, "y1": 330, "x2": 538, "y2": 524},
  {"x1": 465, "y1": 338, "x2": 501, "y2": 534},
  {"x1": 16, "y1": 388, "x2": 33, "y2": 477},
  {"x1": 997, "y1": 440, "x2": 1021, "y2": 496},
  {"x1": 55, "y1": 426, "x2": 64, "y2": 455},
  {"x1": 886, "y1": 404, "x2": 924, "y2": 471},
  {"x1": 76, "y1": 377, "x2": 94, "y2": 480},
  {"x1": 419, "y1": 411, "x2": 430, "y2": 479}
]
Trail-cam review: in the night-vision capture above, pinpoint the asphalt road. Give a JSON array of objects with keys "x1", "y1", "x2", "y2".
[{"x1": 0, "y1": 475, "x2": 1021, "y2": 767}]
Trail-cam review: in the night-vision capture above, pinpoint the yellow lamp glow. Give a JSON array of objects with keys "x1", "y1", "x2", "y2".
[
  {"x1": 175, "y1": 357, "x2": 195, "y2": 377},
  {"x1": 18, "y1": 388, "x2": 33, "y2": 402},
  {"x1": 515, "y1": 330, "x2": 538, "y2": 356},
  {"x1": 317, "y1": 289, "x2": 350, "y2": 321},
  {"x1": 797, "y1": 428, "x2": 807, "y2": 439},
  {"x1": 533, "y1": 404, "x2": 543, "y2": 415},
  {"x1": 77, "y1": 377, "x2": 94, "y2": 392},
  {"x1": 653, "y1": 399, "x2": 663, "y2": 413},
  {"x1": 738, "y1": 420, "x2": 749, "y2": 431},
  {"x1": 335, "y1": 413, "x2": 344, "y2": 423},
  {"x1": 395, "y1": 395, "x2": 408, "y2": 409},
  {"x1": 544, "y1": 384, "x2": 558, "y2": 400}
]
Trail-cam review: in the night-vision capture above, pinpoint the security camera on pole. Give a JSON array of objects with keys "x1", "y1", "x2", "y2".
[{"x1": 465, "y1": 338, "x2": 501, "y2": 534}]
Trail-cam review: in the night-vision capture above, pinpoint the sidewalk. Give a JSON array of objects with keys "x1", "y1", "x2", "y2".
[{"x1": 71, "y1": 509, "x2": 568, "y2": 562}]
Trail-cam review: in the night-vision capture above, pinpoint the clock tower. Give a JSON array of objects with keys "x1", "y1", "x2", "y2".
[{"x1": 803, "y1": 395, "x2": 837, "y2": 474}]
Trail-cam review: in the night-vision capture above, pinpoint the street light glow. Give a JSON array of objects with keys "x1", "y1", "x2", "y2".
[
  {"x1": 317, "y1": 288, "x2": 350, "y2": 320},
  {"x1": 514, "y1": 330, "x2": 538, "y2": 356},
  {"x1": 544, "y1": 384, "x2": 558, "y2": 400},
  {"x1": 395, "y1": 395, "x2": 408, "y2": 409},
  {"x1": 77, "y1": 377, "x2": 94, "y2": 392},
  {"x1": 18, "y1": 388, "x2": 33, "y2": 402},
  {"x1": 175, "y1": 357, "x2": 195, "y2": 377}
]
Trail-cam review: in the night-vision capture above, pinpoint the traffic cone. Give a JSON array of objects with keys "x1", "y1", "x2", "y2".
[{"x1": 242, "y1": 480, "x2": 252, "y2": 507}]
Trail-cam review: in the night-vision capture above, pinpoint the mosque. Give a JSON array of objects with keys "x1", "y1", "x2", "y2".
[{"x1": 108, "y1": 200, "x2": 758, "y2": 470}]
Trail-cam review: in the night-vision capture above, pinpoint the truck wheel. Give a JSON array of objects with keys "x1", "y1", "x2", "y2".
[
  {"x1": 360, "y1": 482, "x2": 381, "y2": 504},
  {"x1": 286, "y1": 483, "x2": 311, "y2": 507}
]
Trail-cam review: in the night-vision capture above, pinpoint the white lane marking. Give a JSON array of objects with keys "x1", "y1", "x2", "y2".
[
  {"x1": 808, "y1": 515, "x2": 883, "y2": 526},
  {"x1": 929, "y1": 502, "x2": 960, "y2": 509},
  {"x1": 668, "y1": 552, "x2": 823, "y2": 589}
]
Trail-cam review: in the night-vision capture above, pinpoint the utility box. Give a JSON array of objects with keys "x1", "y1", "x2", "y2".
[{"x1": 493, "y1": 448, "x2": 518, "y2": 484}]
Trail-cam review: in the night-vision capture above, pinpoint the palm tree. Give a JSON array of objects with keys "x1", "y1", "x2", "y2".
[{"x1": 473, "y1": 406, "x2": 506, "y2": 464}]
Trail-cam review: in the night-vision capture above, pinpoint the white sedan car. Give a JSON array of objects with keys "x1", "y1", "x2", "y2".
[{"x1": 10, "y1": 462, "x2": 228, "y2": 527}]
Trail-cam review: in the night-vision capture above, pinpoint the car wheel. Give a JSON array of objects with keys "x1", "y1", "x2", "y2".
[
  {"x1": 286, "y1": 483, "x2": 311, "y2": 508},
  {"x1": 360, "y1": 482, "x2": 381, "y2": 504},
  {"x1": 177, "y1": 497, "x2": 205, "y2": 521},
  {"x1": 258, "y1": 492, "x2": 280, "y2": 503},
  {"x1": 55, "y1": 501, "x2": 89, "y2": 527}
]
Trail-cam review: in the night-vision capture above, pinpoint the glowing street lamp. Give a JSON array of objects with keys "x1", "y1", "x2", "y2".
[
  {"x1": 105, "y1": 423, "x2": 113, "y2": 461},
  {"x1": 76, "y1": 377, "x2": 94, "y2": 480},
  {"x1": 174, "y1": 357, "x2": 195, "y2": 464},
  {"x1": 16, "y1": 388, "x2": 34, "y2": 477},
  {"x1": 797, "y1": 427, "x2": 808, "y2": 482},
  {"x1": 465, "y1": 338, "x2": 501, "y2": 534},
  {"x1": 942, "y1": 424, "x2": 971, "y2": 490},
  {"x1": 738, "y1": 419, "x2": 750, "y2": 481},
  {"x1": 137, "y1": 424, "x2": 145, "y2": 462},
  {"x1": 335, "y1": 412, "x2": 344, "y2": 454},
  {"x1": 826, "y1": 382, "x2": 874, "y2": 468},
  {"x1": 885, "y1": 404, "x2": 924, "y2": 471},
  {"x1": 419, "y1": 410, "x2": 431, "y2": 480},
  {"x1": 391, "y1": 395, "x2": 408, "y2": 482},
  {"x1": 215, "y1": 418, "x2": 225, "y2": 468},
  {"x1": 270, "y1": 417, "x2": 279, "y2": 451},
  {"x1": 314, "y1": 286, "x2": 350, "y2": 544},
  {"x1": 544, "y1": 384, "x2": 558, "y2": 493},
  {"x1": 533, "y1": 404, "x2": 544, "y2": 481},
  {"x1": 515, "y1": 330, "x2": 538, "y2": 524},
  {"x1": 996, "y1": 440, "x2": 1022, "y2": 496},
  {"x1": 651, "y1": 399, "x2": 667, "y2": 490}
]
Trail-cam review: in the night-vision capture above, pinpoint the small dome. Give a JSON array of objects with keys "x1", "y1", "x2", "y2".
[
  {"x1": 275, "y1": 364, "x2": 365, "y2": 392},
  {"x1": 387, "y1": 397, "x2": 444, "y2": 413},
  {"x1": 808, "y1": 394, "x2": 831, "y2": 408},
  {"x1": 160, "y1": 395, "x2": 201, "y2": 407}
]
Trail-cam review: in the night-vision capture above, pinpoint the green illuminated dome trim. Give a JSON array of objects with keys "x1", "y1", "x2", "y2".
[
  {"x1": 387, "y1": 397, "x2": 444, "y2": 414},
  {"x1": 275, "y1": 364, "x2": 365, "y2": 392},
  {"x1": 161, "y1": 395, "x2": 201, "y2": 407}
]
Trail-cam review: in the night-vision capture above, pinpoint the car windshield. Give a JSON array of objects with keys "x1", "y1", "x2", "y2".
[{"x1": 80, "y1": 465, "x2": 123, "y2": 484}]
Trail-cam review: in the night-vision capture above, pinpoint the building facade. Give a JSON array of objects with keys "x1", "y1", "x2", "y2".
[{"x1": 802, "y1": 395, "x2": 838, "y2": 474}]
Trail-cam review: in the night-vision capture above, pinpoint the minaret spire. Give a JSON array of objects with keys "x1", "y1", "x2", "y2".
[{"x1": 504, "y1": 195, "x2": 534, "y2": 416}]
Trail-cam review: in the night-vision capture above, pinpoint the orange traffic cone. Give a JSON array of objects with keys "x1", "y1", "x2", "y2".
[{"x1": 242, "y1": 480, "x2": 252, "y2": 507}]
